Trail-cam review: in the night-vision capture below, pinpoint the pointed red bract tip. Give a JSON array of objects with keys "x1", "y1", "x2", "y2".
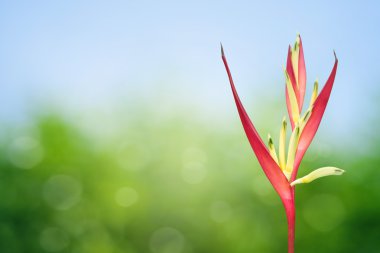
[
  {"x1": 220, "y1": 43, "x2": 225, "y2": 57},
  {"x1": 221, "y1": 46, "x2": 292, "y2": 201}
]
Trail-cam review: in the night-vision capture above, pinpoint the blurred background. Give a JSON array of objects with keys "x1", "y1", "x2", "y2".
[{"x1": 1, "y1": 1, "x2": 379, "y2": 252}]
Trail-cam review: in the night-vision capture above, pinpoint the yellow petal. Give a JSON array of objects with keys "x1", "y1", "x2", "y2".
[
  {"x1": 290, "y1": 167, "x2": 345, "y2": 186},
  {"x1": 291, "y1": 36, "x2": 300, "y2": 87},
  {"x1": 299, "y1": 108, "x2": 312, "y2": 132},
  {"x1": 284, "y1": 124, "x2": 300, "y2": 179},
  {"x1": 267, "y1": 134, "x2": 279, "y2": 164},
  {"x1": 309, "y1": 79, "x2": 319, "y2": 108},
  {"x1": 279, "y1": 117, "x2": 287, "y2": 170},
  {"x1": 285, "y1": 70, "x2": 300, "y2": 122}
]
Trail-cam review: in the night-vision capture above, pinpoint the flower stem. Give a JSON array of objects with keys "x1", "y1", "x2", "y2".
[{"x1": 283, "y1": 193, "x2": 295, "y2": 253}]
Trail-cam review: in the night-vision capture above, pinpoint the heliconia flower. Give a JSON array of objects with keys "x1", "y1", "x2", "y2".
[{"x1": 221, "y1": 35, "x2": 344, "y2": 253}]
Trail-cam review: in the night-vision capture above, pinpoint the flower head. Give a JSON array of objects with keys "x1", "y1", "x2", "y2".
[{"x1": 221, "y1": 35, "x2": 344, "y2": 253}]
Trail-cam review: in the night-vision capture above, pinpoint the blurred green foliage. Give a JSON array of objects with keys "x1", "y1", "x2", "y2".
[{"x1": 0, "y1": 112, "x2": 379, "y2": 253}]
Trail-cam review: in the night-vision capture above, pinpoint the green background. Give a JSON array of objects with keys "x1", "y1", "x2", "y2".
[{"x1": 0, "y1": 106, "x2": 378, "y2": 252}]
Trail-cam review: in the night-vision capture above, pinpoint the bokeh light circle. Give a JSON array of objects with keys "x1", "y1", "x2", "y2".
[
  {"x1": 302, "y1": 194, "x2": 346, "y2": 232},
  {"x1": 43, "y1": 175, "x2": 82, "y2": 210},
  {"x1": 181, "y1": 162, "x2": 207, "y2": 184},
  {"x1": 7, "y1": 136, "x2": 44, "y2": 169},
  {"x1": 39, "y1": 227, "x2": 69, "y2": 252},
  {"x1": 209, "y1": 200, "x2": 232, "y2": 223},
  {"x1": 115, "y1": 187, "x2": 139, "y2": 207},
  {"x1": 150, "y1": 227, "x2": 185, "y2": 253}
]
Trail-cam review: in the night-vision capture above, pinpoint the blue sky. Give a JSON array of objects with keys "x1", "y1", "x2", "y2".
[{"x1": 1, "y1": 1, "x2": 379, "y2": 149}]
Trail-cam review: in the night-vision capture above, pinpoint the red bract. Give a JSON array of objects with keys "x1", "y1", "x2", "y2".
[
  {"x1": 221, "y1": 35, "x2": 341, "y2": 253},
  {"x1": 292, "y1": 54, "x2": 338, "y2": 181},
  {"x1": 221, "y1": 46, "x2": 292, "y2": 202}
]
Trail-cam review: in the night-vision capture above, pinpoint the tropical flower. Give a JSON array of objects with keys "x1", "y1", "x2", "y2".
[{"x1": 221, "y1": 35, "x2": 344, "y2": 253}]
